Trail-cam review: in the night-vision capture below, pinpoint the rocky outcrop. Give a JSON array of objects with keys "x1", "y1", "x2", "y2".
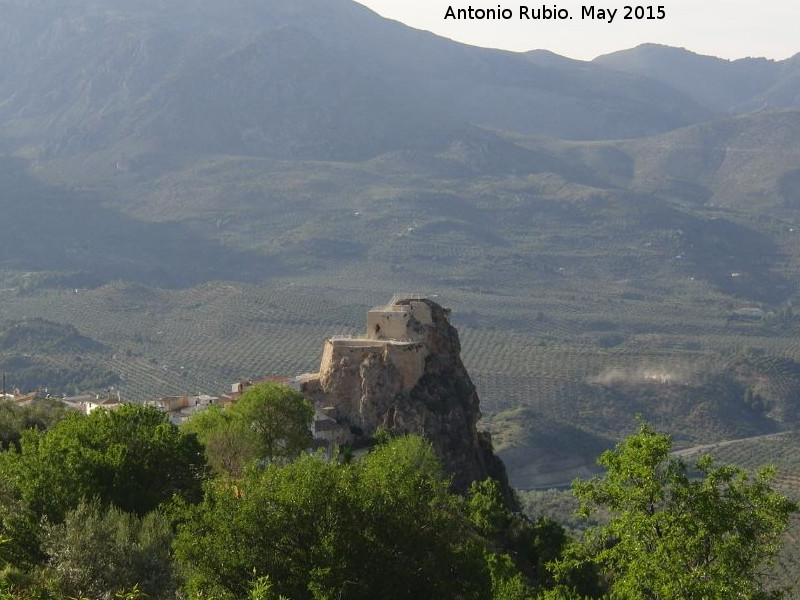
[{"x1": 303, "y1": 297, "x2": 512, "y2": 500}]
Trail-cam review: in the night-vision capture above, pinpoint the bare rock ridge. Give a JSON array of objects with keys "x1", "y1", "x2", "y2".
[{"x1": 301, "y1": 296, "x2": 512, "y2": 497}]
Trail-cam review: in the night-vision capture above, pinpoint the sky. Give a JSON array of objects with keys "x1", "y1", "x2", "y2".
[{"x1": 354, "y1": 0, "x2": 800, "y2": 61}]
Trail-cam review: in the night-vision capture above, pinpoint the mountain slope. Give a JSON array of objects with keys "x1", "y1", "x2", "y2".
[
  {"x1": 621, "y1": 108, "x2": 800, "y2": 209},
  {"x1": 0, "y1": 0, "x2": 713, "y2": 167},
  {"x1": 595, "y1": 44, "x2": 800, "y2": 113}
]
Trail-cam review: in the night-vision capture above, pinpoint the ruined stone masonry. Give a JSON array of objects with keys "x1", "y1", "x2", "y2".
[{"x1": 300, "y1": 296, "x2": 511, "y2": 496}]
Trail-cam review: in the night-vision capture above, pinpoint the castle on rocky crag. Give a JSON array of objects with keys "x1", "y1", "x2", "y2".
[{"x1": 299, "y1": 295, "x2": 510, "y2": 496}]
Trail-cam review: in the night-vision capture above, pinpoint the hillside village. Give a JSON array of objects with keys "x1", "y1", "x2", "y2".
[{"x1": 4, "y1": 347, "x2": 327, "y2": 437}]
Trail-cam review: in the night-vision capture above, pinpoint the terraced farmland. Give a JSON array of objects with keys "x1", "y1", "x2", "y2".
[{"x1": 3, "y1": 272, "x2": 800, "y2": 447}]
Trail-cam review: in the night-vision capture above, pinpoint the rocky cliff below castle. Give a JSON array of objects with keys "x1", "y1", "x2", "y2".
[{"x1": 301, "y1": 296, "x2": 511, "y2": 496}]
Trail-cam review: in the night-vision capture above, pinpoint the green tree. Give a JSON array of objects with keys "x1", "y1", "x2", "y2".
[
  {"x1": 183, "y1": 405, "x2": 258, "y2": 477},
  {"x1": 184, "y1": 383, "x2": 313, "y2": 476},
  {"x1": 469, "y1": 478, "x2": 573, "y2": 597},
  {"x1": 552, "y1": 422, "x2": 798, "y2": 599},
  {"x1": 486, "y1": 552, "x2": 535, "y2": 600},
  {"x1": 0, "y1": 399, "x2": 70, "y2": 451},
  {"x1": 352, "y1": 435, "x2": 489, "y2": 599},
  {"x1": 42, "y1": 499, "x2": 176, "y2": 600},
  {"x1": 228, "y1": 383, "x2": 313, "y2": 461},
  {"x1": 4, "y1": 404, "x2": 206, "y2": 522},
  {"x1": 174, "y1": 435, "x2": 491, "y2": 600},
  {"x1": 469, "y1": 478, "x2": 513, "y2": 537},
  {"x1": 0, "y1": 485, "x2": 40, "y2": 571}
]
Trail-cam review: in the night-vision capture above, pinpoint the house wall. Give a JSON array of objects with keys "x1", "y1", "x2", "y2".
[{"x1": 158, "y1": 395, "x2": 190, "y2": 411}]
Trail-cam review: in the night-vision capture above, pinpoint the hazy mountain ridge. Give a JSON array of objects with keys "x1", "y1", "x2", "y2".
[
  {"x1": 0, "y1": 0, "x2": 716, "y2": 167},
  {"x1": 595, "y1": 44, "x2": 800, "y2": 113}
]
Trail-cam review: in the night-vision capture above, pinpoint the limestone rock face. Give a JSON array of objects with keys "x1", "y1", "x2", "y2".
[{"x1": 304, "y1": 297, "x2": 511, "y2": 496}]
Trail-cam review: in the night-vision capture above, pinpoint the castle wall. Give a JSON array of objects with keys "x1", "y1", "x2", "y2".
[
  {"x1": 316, "y1": 337, "x2": 427, "y2": 425},
  {"x1": 318, "y1": 339, "x2": 383, "y2": 419},
  {"x1": 367, "y1": 306, "x2": 411, "y2": 340},
  {"x1": 381, "y1": 342, "x2": 426, "y2": 391}
]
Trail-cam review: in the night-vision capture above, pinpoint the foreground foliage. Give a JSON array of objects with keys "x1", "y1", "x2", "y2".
[
  {"x1": 0, "y1": 399, "x2": 71, "y2": 451},
  {"x1": 42, "y1": 500, "x2": 176, "y2": 599},
  {"x1": 175, "y1": 435, "x2": 495, "y2": 599},
  {"x1": 552, "y1": 422, "x2": 798, "y2": 599},
  {"x1": 0, "y1": 400, "x2": 795, "y2": 600},
  {"x1": 0, "y1": 404, "x2": 205, "y2": 571}
]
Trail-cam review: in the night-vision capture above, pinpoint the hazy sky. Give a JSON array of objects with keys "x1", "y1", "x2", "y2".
[{"x1": 354, "y1": 0, "x2": 800, "y2": 61}]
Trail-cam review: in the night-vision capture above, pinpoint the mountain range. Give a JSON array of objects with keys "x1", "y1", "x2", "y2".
[
  {"x1": 0, "y1": 0, "x2": 749, "y2": 165},
  {"x1": 3, "y1": 0, "x2": 800, "y2": 490}
]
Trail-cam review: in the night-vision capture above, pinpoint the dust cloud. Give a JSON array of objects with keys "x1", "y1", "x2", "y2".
[{"x1": 589, "y1": 366, "x2": 688, "y2": 386}]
